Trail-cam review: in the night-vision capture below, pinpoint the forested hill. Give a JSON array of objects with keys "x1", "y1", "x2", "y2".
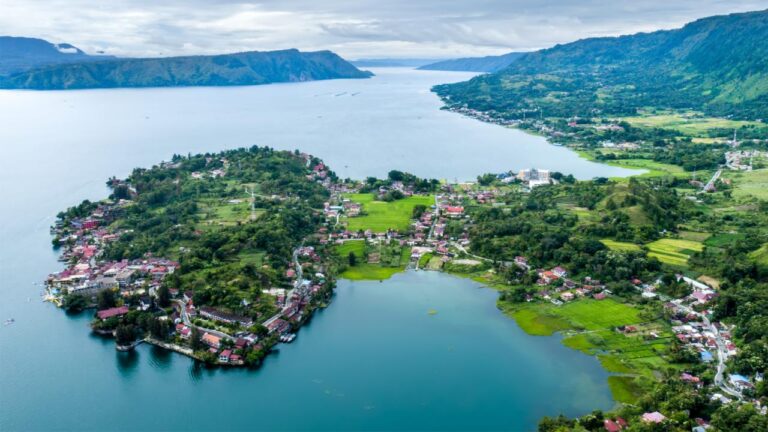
[
  {"x1": 418, "y1": 52, "x2": 524, "y2": 73},
  {"x1": 0, "y1": 48, "x2": 372, "y2": 90},
  {"x1": 434, "y1": 9, "x2": 768, "y2": 120},
  {"x1": 0, "y1": 36, "x2": 111, "y2": 76}
]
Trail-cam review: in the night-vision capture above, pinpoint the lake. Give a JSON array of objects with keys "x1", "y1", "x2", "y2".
[{"x1": 0, "y1": 68, "x2": 621, "y2": 431}]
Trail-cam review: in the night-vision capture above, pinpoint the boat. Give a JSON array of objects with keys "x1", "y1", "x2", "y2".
[{"x1": 4, "y1": 318, "x2": 15, "y2": 326}]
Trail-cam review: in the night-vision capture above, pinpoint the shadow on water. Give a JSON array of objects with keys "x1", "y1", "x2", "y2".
[
  {"x1": 116, "y1": 349, "x2": 140, "y2": 376},
  {"x1": 148, "y1": 345, "x2": 173, "y2": 370}
]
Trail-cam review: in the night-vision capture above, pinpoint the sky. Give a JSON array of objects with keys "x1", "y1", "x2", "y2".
[{"x1": 2, "y1": 0, "x2": 767, "y2": 59}]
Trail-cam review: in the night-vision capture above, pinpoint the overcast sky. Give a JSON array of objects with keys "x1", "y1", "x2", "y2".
[{"x1": 3, "y1": 1, "x2": 767, "y2": 59}]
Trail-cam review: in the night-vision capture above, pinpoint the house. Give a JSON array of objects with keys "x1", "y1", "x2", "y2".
[
  {"x1": 96, "y1": 306, "x2": 130, "y2": 320},
  {"x1": 641, "y1": 412, "x2": 666, "y2": 423},
  {"x1": 593, "y1": 292, "x2": 607, "y2": 300},
  {"x1": 603, "y1": 419, "x2": 621, "y2": 432},
  {"x1": 552, "y1": 266, "x2": 568, "y2": 278},
  {"x1": 443, "y1": 206, "x2": 464, "y2": 217},
  {"x1": 202, "y1": 333, "x2": 221, "y2": 349},
  {"x1": 219, "y1": 349, "x2": 231, "y2": 363},
  {"x1": 198, "y1": 306, "x2": 254, "y2": 328},
  {"x1": 175, "y1": 324, "x2": 191, "y2": 339},
  {"x1": 560, "y1": 292, "x2": 575, "y2": 302},
  {"x1": 183, "y1": 291, "x2": 194, "y2": 303}
]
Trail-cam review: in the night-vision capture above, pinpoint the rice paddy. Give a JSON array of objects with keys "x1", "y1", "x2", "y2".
[{"x1": 646, "y1": 238, "x2": 704, "y2": 266}]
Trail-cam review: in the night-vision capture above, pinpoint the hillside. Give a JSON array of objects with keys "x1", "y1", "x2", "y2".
[
  {"x1": 418, "y1": 52, "x2": 524, "y2": 73},
  {"x1": 0, "y1": 36, "x2": 111, "y2": 76},
  {"x1": 434, "y1": 10, "x2": 768, "y2": 120},
  {"x1": 0, "y1": 48, "x2": 372, "y2": 90}
]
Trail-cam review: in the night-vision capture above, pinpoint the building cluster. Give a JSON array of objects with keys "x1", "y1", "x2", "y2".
[{"x1": 725, "y1": 150, "x2": 765, "y2": 170}]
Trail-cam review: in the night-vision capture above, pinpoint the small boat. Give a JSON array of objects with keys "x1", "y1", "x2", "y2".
[{"x1": 4, "y1": 318, "x2": 15, "y2": 326}]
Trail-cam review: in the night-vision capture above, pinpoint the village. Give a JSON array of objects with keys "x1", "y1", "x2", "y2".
[{"x1": 42, "y1": 151, "x2": 765, "y2": 427}]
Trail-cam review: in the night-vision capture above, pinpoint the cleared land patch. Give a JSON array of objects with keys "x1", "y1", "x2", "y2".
[{"x1": 344, "y1": 193, "x2": 434, "y2": 232}]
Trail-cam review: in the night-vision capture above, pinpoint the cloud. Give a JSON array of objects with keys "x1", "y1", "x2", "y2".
[{"x1": 1, "y1": 0, "x2": 766, "y2": 58}]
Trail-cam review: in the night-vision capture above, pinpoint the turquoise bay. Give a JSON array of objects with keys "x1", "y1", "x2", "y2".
[{"x1": 0, "y1": 69, "x2": 627, "y2": 431}]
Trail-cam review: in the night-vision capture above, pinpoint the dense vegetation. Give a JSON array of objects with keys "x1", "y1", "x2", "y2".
[
  {"x1": 435, "y1": 10, "x2": 768, "y2": 120},
  {"x1": 104, "y1": 147, "x2": 327, "y2": 317}
]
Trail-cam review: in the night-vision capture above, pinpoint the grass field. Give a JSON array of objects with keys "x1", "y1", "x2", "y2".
[
  {"x1": 604, "y1": 159, "x2": 689, "y2": 178},
  {"x1": 335, "y1": 240, "x2": 366, "y2": 261},
  {"x1": 620, "y1": 113, "x2": 760, "y2": 137},
  {"x1": 341, "y1": 264, "x2": 405, "y2": 280},
  {"x1": 608, "y1": 376, "x2": 645, "y2": 404},
  {"x1": 646, "y1": 238, "x2": 704, "y2": 266},
  {"x1": 705, "y1": 233, "x2": 745, "y2": 248},
  {"x1": 678, "y1": 230, "x2": 712, "y2": 242},
  {"x1": 501, "y1": 297, "x2": 669, "y2": 403},
  {"x1": 726, "y1": 169, "x2": 768, "y2": 200},
  {"x1": 601, "y1": 239, "x2": 642, "y2": 252},
  {"x1": 344, "y1": 193, "x2": 434, "y2": 232}
]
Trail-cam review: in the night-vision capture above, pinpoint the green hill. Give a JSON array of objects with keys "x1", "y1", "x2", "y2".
[
  {"x1": 418, "y1": 52, "x2": 525, "y2": 73},
  {"x1": 0, "y1": 48, "x2": 372, "y2": 90},
  {"x1": 434, "y1": 10, "x2": 768, "y2": 120}
]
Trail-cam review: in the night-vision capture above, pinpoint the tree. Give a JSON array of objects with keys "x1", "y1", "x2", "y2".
[
  {"x1": 97, "y1": 289, "x2": 116, "y2": 310},
  {"x1": 348, "y1": 252, "x2": 357, "y2": 266},
  {"x1": 62, "y1": 293, "x2": 87, "y2": 312},
  {"x1": 190, "y1": 326, "x2": 204, "y2": 351},
  {"x1": 115, "y1": 324, "x2": 135, "y2": 346},
  {"x1": 156, "y1": 284, "x2": 171, "y2": 308}
]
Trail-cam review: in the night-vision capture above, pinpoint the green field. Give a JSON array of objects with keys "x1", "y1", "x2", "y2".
[
  {"x1": 620, "y1": 113, "x2": 759, "y2": 136},
  {"x1": 344, "y1": 193, "x2": 434, "y2": 232},
  {"x1": 726, "y1": 169, "x2": 768, "y2": 200},
  {"x1": 601, "y1": 239, "x2": 642, "y2": 252},
  {"x1": 604, "y1": 159, "x2": 689, "y2": 178},
  {"x1": 340, "y1": 264, "x2": 405, "y2": 281},
  {"x1": 335, "y1": 240, "x2": 366, "y2": 260},
  {"x1": 749, "y1": 244, "x2": 768, "y2": 266},
  {"x1": 646, "y1": 238, "x2": 704, "y2": 266},
  {"x1": 500, "y1": 297, "x2": 669, "y2": 403},
  {"x1": 195, "y1": 198, "x2": 263, "y2": 230}
]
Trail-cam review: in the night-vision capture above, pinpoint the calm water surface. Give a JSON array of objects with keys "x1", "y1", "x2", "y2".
[{"x1": 0, "y1": 69, "x2": 620, "y2": 431}]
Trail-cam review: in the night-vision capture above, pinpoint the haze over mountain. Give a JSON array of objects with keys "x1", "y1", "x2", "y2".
[
  {"x1": 435, "y1": 9, "x2": 768, "y2": 120},
  {"x1": 0, "y1": 38, "x2": 372, "y2": 90},
  {"x1": 418, "y1": 52, "x2": 525, "y2": 73},
  {"x1": 0, "y1": 36, "x2": 112, "y2": 76}
]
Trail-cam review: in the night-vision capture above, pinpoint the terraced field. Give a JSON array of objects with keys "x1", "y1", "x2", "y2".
[
  {"x1": 601, "y1": 239, "x2": 642, "y2": 252},
  {"x1": 646, "y1": 238, "x2": 704, "y2": 266}
]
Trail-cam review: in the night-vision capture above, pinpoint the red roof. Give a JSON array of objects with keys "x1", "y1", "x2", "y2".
[
  {"x1": 604, "y1": 420, "x2": 621, "y2": 432},
  {"x1": 96, "y1": 306, "x2": 129, "y2": 320}
]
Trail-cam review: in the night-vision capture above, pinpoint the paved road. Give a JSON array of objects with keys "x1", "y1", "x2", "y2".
[
  {"x1": 675, "y1": 302, "x2": 742, "y2": 400},
  {"x1": 174, "y1": 300, "x2": 234, "y2": 341}
]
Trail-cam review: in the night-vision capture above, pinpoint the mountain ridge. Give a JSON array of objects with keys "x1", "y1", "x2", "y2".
[
  {"x1": 434, "y1": 9, "x2": 768, "y2": 120},
  {"x1": 0, "y1": 39, "x2": 372, "y2": 90},
  {"x1": 418, "y1": 52, "x2": 525, "y2": 73}
]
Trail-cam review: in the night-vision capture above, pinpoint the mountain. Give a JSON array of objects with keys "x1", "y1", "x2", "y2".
[
  {"x1": 350, "y1": 58, "x2": 439, "y2": 68},
  {"x1": 0, "y1": 36, "x2": 111, "y2": 76},
  {"x1": 0, "y1": 46, "x2": 372, "y2": 90},
  {"x1": 434, "y1": 10, "x2": 768, "y2": 120},
  {"x1": 418, "y1": 52, "x2": 525, "y2": 73}
]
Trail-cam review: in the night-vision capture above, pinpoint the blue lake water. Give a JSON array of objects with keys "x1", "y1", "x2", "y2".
[{"x1": 0, "y1": 68, "x2": 622, "y2": 431}]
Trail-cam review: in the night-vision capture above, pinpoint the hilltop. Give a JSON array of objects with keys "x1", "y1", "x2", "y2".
[{"x1": 435, "y1": 10, "x2": 768, "y2": 120}]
